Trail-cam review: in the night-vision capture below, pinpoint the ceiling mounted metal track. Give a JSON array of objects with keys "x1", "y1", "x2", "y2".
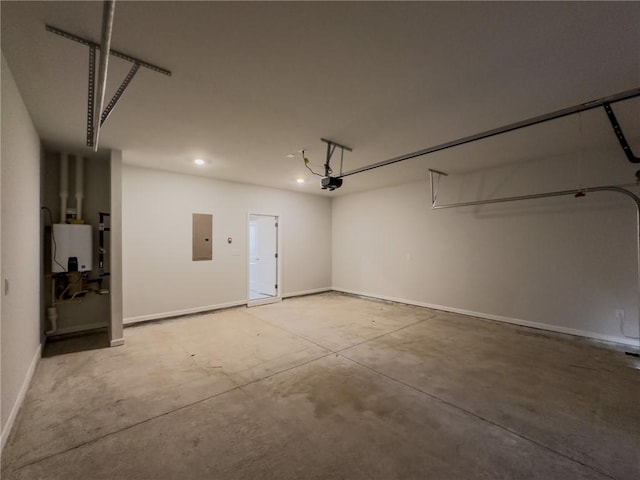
[
  {"x1": 93, "y1": 0, "x2": 116, "y2": 151},
  {"x1": 46, "y1": 4, "x2": 171, "y2": 151},
  {"x1": 45, "y1": 25, "x2": 171, "y2": 76},
  {"x1": 428, "y1": 169, "x2": 639, "y2": 211},
  {"x1": 338, "y1": 87, "x2": 640, "y2": 178}
]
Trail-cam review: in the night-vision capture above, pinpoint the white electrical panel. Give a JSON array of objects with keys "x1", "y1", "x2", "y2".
[{"x1": 52, "y1": 224, "x2": 92, "y2": 272}]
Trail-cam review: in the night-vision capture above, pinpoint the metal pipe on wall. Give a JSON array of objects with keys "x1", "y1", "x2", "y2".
[
  {"x1": 59, "y1": 153, "x2": 69, "y2": 223},
  {"x1": 75, "y1": 156, "x2": 84, "y2": 221},
  {"x1": 429, "y1": 170, "x2": 640, "y2": 211},
  {"x1": 429, "y1": 169, "x2": 640, "y2": 348}
]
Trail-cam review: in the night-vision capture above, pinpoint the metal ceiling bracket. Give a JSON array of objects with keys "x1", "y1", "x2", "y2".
[
  {"x1": 46, "y1": 19, "x2": 171, "y2": 149},
  {"x1": 603, "y1": 103, "x2": 640, "y2": 164},
  {"x1": 45, "y1": 25, "x2": 171, "y2": 76},
  {"x1": 87, "y1": 46, "x2": 96, "y2": 147},
  {"x1": 320, "y1": 138, "x2": 352, "y2": 176},
  {"x1": 339, "y1": 87, "x2": 640, "y2": 178},
  {"x1": 100, "y1": 62, "x2": 140, "y2": 126}
]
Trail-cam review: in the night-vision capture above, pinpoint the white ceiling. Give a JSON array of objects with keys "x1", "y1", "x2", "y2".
[{"x1": 2, "y1": 1, "x2": 639, "y2": 195}]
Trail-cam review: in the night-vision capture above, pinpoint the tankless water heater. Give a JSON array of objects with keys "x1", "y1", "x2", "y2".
[{"x1": 51, "y1": 224, "x2": 92, "y2": 272}]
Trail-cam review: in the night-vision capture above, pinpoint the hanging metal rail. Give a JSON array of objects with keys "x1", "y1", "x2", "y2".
[
  {"x1": 92, "y1": 0, "x2": 116, "y2": 151},
  {"x1": 339, "y1": 87, "x2": 640, "y2": 178},
  {"x1": 428, "y1": 169, "x2": 640, "y2": 211}
]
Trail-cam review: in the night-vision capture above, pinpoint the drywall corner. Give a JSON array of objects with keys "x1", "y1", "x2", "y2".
[{"x1": 109, "y1": 149, "x2": 124, "y2": 346}]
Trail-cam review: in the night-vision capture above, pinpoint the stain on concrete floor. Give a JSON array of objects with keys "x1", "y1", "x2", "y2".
[
  {"x1": 2, "y1": 292, "x2": 638, "y2": 480},
  {"x1": 280, "y1": 363, "x2": 396, "y2": 419}
]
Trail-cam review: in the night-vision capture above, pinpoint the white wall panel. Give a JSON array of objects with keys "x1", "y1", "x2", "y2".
[
  {"x1": 333, "y1": 151, "x2": 639, "y2": 346},
  {"x1": 122, "y1": 165, "x2": 332, "y2": 322},
  {"x1": 1, "y1": 54, "x2": 42, "y2": 448}
]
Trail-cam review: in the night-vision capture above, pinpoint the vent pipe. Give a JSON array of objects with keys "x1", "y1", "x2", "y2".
[
  {"x1": 59, "y1": 153, "x2": 69, "y2": 223},
  {"x1": 75, "y1": 156, "x2": 84, "y2": 221}
]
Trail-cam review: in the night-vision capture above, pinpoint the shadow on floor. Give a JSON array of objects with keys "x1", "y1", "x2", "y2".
[{"x1": 43, "y1": 329, "x2": 110, "y2": 358}]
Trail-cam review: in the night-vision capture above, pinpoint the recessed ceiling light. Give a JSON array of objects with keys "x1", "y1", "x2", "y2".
[
  {"x1": 194, "y1": 159, "x2": 205, "y2": 165},
  {"x1": 296, "y1": 178, "x2": 305, "y2": 184},
  {"x1": 286, "y1": 154, "x2": 296, "y2": 159}
]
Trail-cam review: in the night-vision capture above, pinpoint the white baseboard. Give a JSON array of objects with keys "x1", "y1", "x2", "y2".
[
  {"x1": 283, "y1": 287, "x2": 332, "y2": 298},
  {"x1": 247, "y1": 296, "x2": 283, "y2": 308},
  {"x1": 110, "y1": 337, "x2": 125, "y2": 347},
  {"x1": 124, "y1": 290, "x2": 333, "y2": 325},
  {"x1": 332, "y1": 287, "x2": 640, "y2": 348},
  {"x1": 1, "y1": 343, "x2": 42, "y2": 452},
  {"x1": 123, "y1": 300, "x2": 247, "y2": 325}
]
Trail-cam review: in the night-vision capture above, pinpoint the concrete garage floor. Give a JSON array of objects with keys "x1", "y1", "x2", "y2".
[{"x1": 2, "y1": 292, "x2": 639, "y2": 480}]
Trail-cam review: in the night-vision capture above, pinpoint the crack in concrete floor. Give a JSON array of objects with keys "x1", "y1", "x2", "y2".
[{"x1": 2, "y1": 293, "x2": 638, "y2": 480}]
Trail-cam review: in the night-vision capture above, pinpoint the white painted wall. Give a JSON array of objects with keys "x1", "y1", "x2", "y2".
[
  {"x1": 122, "y1": 165, "x2": 332, "y2": 322},
  {"x1": 1, "y1": 54, "x2": 42, "y2": 449},
  {"x1": 332, "y1": 150, "x2": 640, "y2": 346}
]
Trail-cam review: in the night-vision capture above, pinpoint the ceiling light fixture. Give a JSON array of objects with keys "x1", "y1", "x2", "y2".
[
  {"x1": 194, "y1": 159, "x2": 205, "y2": 166},
  {"x1": 296, "y1": 178, "x2": 305, "y2": 184}
]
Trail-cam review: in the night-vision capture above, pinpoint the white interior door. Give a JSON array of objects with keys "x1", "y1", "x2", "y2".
[
  {"x1": 248, "y1": 214, "x2": 280, "y2": 306},
  {"x1": 249, "y1": 223, "x2": 258, "y2": 292}
]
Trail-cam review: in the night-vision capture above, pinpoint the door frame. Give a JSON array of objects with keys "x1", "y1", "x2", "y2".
[{"x1": 246, "y1": 212, "x2": 282, "y2": 307}]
